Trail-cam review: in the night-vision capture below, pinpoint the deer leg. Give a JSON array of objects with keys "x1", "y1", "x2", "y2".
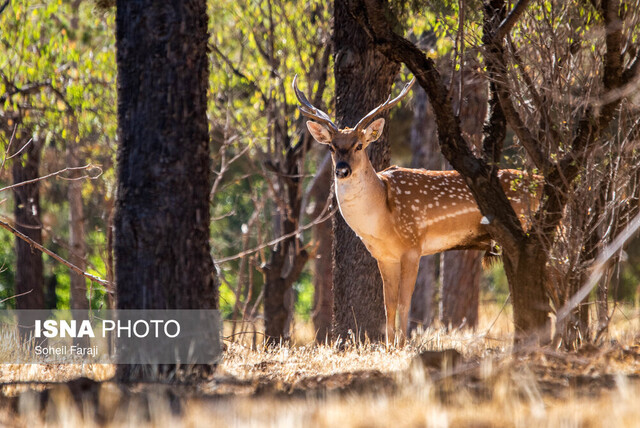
[
  {"x1": 397, "y1": 251, "x2": 420, "y2": 345},
  {"x1": 377, "y1": 260, "x2": 401, "y2": 346}
]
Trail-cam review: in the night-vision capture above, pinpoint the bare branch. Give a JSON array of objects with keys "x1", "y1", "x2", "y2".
[
  {"x1": 216, "y1": 190, "x2": 337, "y2": 263},
  {"x1": 210, "y1": 43, "x2": 269, "y2": 106},
  {"x1": 0, "y1": 164, "x2": 101, "y2": 193},
  {"x1": 0, "y1": 218, "x2": 111, "y2": 288},
  {"x1": 556, "y1": 212, "x2": 640, "y2": 324},
  {"x1": 0, "y1": 289, "x2": 32, "y2": 304}
]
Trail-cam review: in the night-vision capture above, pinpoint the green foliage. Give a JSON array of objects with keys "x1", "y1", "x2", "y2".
[
  {"x1": 481, "y1": 263, "x2": 510, "y2": 305},
  {"x1": 208, "y1": 0, "x2": 334, "y2": 321},
  {"x1": 0, "y1": 0, "x2": 116, "y2": 309},
  {"x1": 294, "y1": 271, "x2": 314, "y2": 321},
  {"x1": 0, "y1": 229, "x2": 16, "y2": 309}
]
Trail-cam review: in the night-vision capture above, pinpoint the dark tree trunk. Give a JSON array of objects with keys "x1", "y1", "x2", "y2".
[
  {"x1": 263, "y1": 145, "x2": 309, "y2": 343},
  {"x1": 263, "y1": 234, "x2": 308, "y2": 342},
  {"x1": 442, "y1": 250, "x2": 481, "y2": 328},
  {"x1": 332, "y1": 0, "x2": 400, "y2": 342},
  {"x1": 114, "y1": 0, "x2": 218, "y2": 312},
  {"x1": 311, "y1": 156, "x2": 334, "y2": 342},
  {"x1": 408, "y1": 88, "x2": 439, "y2": 333},
  {"x1": 504, "y1": 242, "x2": 550, "y2": 342},
  {"x1": 13, "y1": 139, "x2": 45, "y2": 313}
]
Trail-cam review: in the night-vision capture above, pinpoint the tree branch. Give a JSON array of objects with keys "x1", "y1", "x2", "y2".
[
  {"x1": 495, "y1": 0, "x2": 531, "y2": 40},
  {"x1": 351, "y1": 0, "x2": 527, "y2": 256},
  {"x1": 0, "y1": 164, "x2": 101, "y2": 194},
  {"x1": 483, "y1": 1, "x2": 549, "y2": 173},
  {"x1": 0, "y1": 218, "x2": 111, "y2": 288},
  {"x1": 622, "y1": 46, "x2": 640, "y2": 84},
  {"x1": 0, "y1": 0, "x2": 10, "y2": 17}
]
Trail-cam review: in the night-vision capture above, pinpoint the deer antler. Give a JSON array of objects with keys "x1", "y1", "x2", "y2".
[
  {"x1": 354, "y1": 78, "x2": 416, "y2": 132},
  {"x1": 293, "y1": 75, "x2": 339, "y2": 133}
]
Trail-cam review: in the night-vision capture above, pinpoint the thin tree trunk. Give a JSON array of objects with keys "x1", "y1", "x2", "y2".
[
  {"x1": 442, "y1": 250, "x2": 481, "y2": 328},
  {"x1": 332, "y1": 0, "x2": 400, "y2": 343},
  {"x1": 311, "y1": 156, "x2": 334, "y2": 342},
  {"x1": 12, "y1": 138, "x2": 45, "y2": 336},
  {"x1": 505, "y1": 243, "x2": 550, "y2": 343},
  {"x1": 114, "y1": 0, "x2": 217, "y2": 308},
  {"x1": 67, "y1": 141, "x2": 88, "y2": 310}
]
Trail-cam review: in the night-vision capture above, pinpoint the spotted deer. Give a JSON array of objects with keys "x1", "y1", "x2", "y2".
[{"x1": 294, "y1": 76, "x2": 538, "y2": 344}]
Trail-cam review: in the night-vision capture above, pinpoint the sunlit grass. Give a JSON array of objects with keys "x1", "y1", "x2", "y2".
[{"x1": 1, "y1": 302, "x2": 639, "y2": 427}]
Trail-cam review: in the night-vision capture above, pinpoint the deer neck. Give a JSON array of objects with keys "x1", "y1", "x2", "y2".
[{"x1": 335, "y1": 160, "x2": 387, "y2": 237}]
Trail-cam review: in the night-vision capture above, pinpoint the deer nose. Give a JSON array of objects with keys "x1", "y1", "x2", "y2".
[{"x1": 335, "y1": 162, "x2": 352, "y2": 179}]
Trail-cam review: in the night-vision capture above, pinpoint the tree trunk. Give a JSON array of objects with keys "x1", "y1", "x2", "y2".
[
  {"x1": 408, "y1": 87, "x2": 439, "y2": 333},
  {"x1": 13, "y1": 140, "x2": 45, "y2": 308},
  {"x1": 442, "y1": 250, "x2": 481, "y2": 328},
  {"x1": 264, "y1": 238, "x2": 308, "y2": 342},
  {"x1": 332, "y1": 0, "x2": 400, "y2": 343},
  {"x1": 67, "y1": 141, "x2": 88, "y2": 310},
  {"x1": 311, "y1": 156, "x2": 334, "y2": 342},
  {"x1": 262, "y1": 144, "x2": 309, "y2": 343},
  {"x1": 504, "y1": 242, "x2": 550, "y2": 343},
  {"x1": 114, "y1": 0, "x2": 217, "y2": 310},
  {"x1": 12, "y1": 138, "x2": 46, "y2": 336}
]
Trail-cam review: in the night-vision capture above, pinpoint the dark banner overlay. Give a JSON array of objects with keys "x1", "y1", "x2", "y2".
[{"x1": 0, "y1": 310, "x2": 222, "y2": 365}]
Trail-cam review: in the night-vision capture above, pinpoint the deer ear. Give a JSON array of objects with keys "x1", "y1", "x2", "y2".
[
  {"x1": 306, "y1": 121, "x2": 333, "y2": 145},
  {"x1": 363, "y1": 118, "x2": 385, "y2": 145}
]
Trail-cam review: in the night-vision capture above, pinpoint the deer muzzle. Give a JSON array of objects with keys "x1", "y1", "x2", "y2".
[{"x1": 335, "y1": 162, "x2": 352, "y2": 179}]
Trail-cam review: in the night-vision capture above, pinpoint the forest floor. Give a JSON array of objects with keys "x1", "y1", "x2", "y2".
[{"x1": 1, "y1": 304, "x2": 640, "y2": 427}]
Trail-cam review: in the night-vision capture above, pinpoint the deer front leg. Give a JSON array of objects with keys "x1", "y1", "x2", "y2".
[
  {"x1": 377, "y1": 260, "x2": 401, "y2": 346},
  {"x1": 397, "y1": 251, "x2": 420, "y2": 344}
]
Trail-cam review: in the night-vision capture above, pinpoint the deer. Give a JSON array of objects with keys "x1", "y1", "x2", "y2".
[{"x1": 293, "y1": 75, "x2": 538, "y2": 345}]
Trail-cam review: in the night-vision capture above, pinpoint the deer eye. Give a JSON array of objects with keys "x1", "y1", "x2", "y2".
[
  {"x1": 355, "y1": 143, "x2": 363, "y2": 151},
  {"x1": 328, "y1": 145, "x2": 336, "y2": 153}
]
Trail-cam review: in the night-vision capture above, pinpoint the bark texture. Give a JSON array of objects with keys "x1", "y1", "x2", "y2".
[
  {"x1": 332, "y1": 0, "x2": 400, "y2": 342},
  {"x1": 114, "y1": 0, "x2": 217, "y2": 311}
]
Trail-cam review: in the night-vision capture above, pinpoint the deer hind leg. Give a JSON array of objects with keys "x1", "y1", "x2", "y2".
[
  {"x1": 377, "y1": 260, "x2": 401, "y2": 346},
  {"x1": 397, "y1": 251, "x2": 420, "y2": 345}
]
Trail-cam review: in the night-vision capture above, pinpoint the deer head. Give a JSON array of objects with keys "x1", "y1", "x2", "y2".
[{"x1": 293, "y1": 75, "x2": 416, "y2": 180}]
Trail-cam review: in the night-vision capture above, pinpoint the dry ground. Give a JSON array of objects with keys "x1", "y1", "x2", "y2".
[{"x1": 1, "y1": 303, "x2": 640, "y2": 427}]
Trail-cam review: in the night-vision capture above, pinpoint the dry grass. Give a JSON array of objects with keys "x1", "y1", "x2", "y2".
[{"x1": 1, "y1": 302, "x2": 640, "y2": 427}]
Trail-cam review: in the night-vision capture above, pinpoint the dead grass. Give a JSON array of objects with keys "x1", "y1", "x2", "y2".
[{"x1": 1, "y1": 302, "x2": 640, "y2": 427}]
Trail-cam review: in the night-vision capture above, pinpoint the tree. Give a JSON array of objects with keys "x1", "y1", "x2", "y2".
[
  {"x1": 0, "y1": 0, "x2": 117, "y2": 313},
  {"x1": 332, "y1": 0, "x2": 400, "y2": 343},
  {"x1": 309, "y1": 156, "x2": 333, "y2": 341},
  {"x1": 209, "y1": 0, "x2": 333, "y2": 342},
  {"x1": 349, "y1": 0, "x2": 640, "y2": 344},
  {"x1": 114, "y1": 0, "x2": 218, "y2": 316},
  {"x1": 12, "y1": 137, "x2": 46, "y2": 314}
]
